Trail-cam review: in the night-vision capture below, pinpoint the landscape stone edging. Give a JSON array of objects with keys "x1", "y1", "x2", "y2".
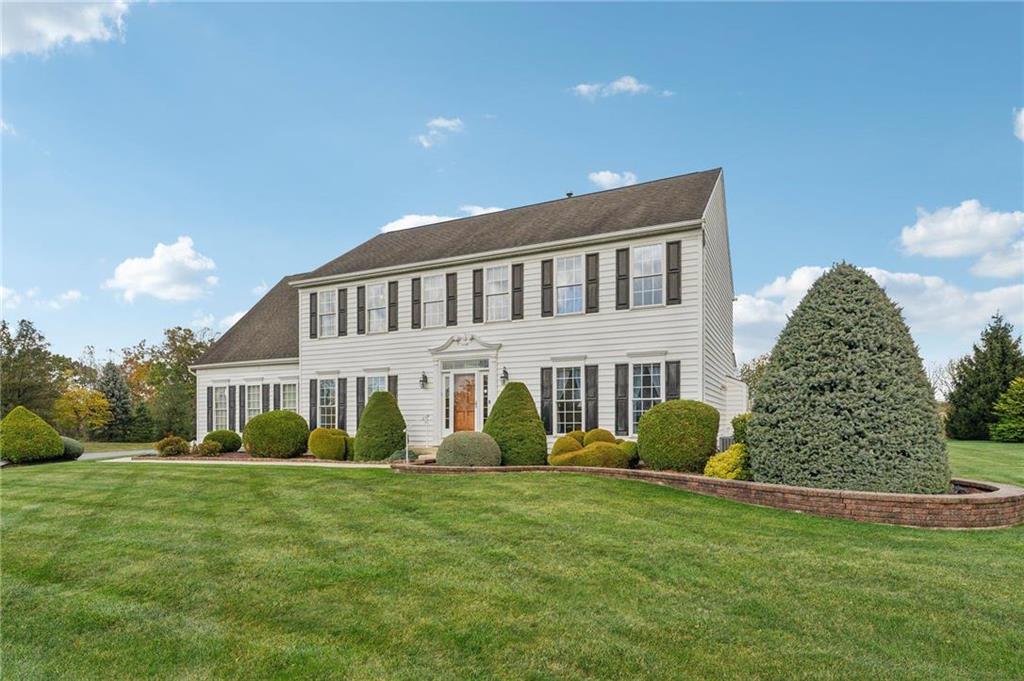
[{"x1": 390, "y1": 464, "x2": 1024, "y2": 529}]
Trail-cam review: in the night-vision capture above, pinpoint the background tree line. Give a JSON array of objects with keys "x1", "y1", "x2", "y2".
[{"x1": 1, "y1": 320, "x2": 214, "y2": 442}]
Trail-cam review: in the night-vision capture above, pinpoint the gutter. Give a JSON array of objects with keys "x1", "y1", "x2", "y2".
[{"x1": 189, "y1": 357, "x2": 300, "y2": 371}]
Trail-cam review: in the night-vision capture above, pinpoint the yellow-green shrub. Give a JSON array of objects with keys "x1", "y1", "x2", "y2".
[
  {"x1": 309, "y1": 427, "x2": 348, "y2": 460},
  {"x1": 549, "y1": 441, "x2": 631, "y2": 468},
  {"x1": 549, "y1": 435, "x2": 583, "y2": 460},
  {"x1": 704, "y1": 444, "x2": 750, "y2": 480},
  {"x1": 566, "y1": 430, "x2": 585, "y2": 445},
  {"x1": 583, "y1": 428, "x2": 616, "y2": 445},
  {"x1": 618, "y1": 440, "x2": 639, "y2": 467}
]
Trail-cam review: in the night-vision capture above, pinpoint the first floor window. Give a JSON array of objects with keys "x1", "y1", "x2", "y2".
[
  {"x1": 367, "y1": 283, "x2": 387, "y2": 333},
  {"x1": 246, "y1": 385, "x2": 262, "y2": 421},
  {"x1": 319, "y1": 290, "x2": 337, "y2": 337},
  {"x1": 555, "y1": 366, "x2": 583, "y2": 434},
  {"x1": 555, "y1": 255, "x2": 583, "y2": 315},
  {"x1": 366, "y1": 375, "x2": 387, "y2": 399},
  {"x1": 632, "y1": 363, "x2": 662, "y2": 432},
  {"x1": 485, "y1": 265, "x2": 510, "y2": 321},
  {"x1": 422, "y1": 274, "x2": 445, "y2": 328},
  {"x1": 213, "y1": 387, "x2": 228, "y2": 430},
  {"x1": 319, "y1": 379, "x2": 337, "y2": 429},
  {"x1": 281, "y1": 383, "x2": 298, "y2": 412},
  {"x1": 632, "y1": 244, "x2": 664, "y2": 307}
]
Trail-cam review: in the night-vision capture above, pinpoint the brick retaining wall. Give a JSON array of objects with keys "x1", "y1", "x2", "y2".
[{"x1": 391, "y1": 464, "x2": 1024, "y2": 529}]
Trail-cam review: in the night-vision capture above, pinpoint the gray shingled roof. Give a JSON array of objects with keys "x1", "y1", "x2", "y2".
[{"x1": 194, "y1": 168, "x2": 720, "y2": 367}]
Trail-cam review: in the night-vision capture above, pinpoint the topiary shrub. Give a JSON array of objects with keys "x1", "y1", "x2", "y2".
[
  {"x1": 549, "y1": 441, "x2": 631, "y2": 468},
  {"x1": 549, "y1": 435, "x2": 583, "y2": 459},
  {"x1": 61, "y1": 436, "x2": 84, "y2": 460},
  {"x1": 156, "y1": 435, "x2": 189, "y2": 457},
  {"x1": 243, "y1": 410, "x2": 309, "y2": 458},
  {"x1": 190, "y1": 441, "x2": 221, "y2": 457},
  {"x1": 583, "y1": 427, "x2": 616, "y2": 446},
  {"x1": 482, "y1": 382, "x2": 547, "y2": 466},
  {"x1": 436, "y1": 431, "x2": 502, "y2": 467},
  {"x1": 308, "y1": 427, "x2": 348, "y2": 460},
  {"x1": 731, "y1": 413, "x2": 751, "y2": 445},
  {"x1": 618, "y1": 440, "x2": 640, "y2": 468},
  {"x1": 747, "y1": 263, "x2": 948, "y2": 494},
  {"x1": 566, "y1": 430, "x2": 585, "y2": 445},
  {"x1": 704, "y1": 444, "x2": 749, "y2": 480},
  {"x1": 354, "y1": 392, "x2": 406, "y2": 461},
  {"x1": 990, "y1": 376, "x2": 1024, "y2": 442},
  {"x1": 204, "y1": 429, "x2": 241, "y2": 453},
  {"x1": 0, "y1": 406, "x2": 64, "y2": 464},
  {"x1": 637, "y1": 400, "x2": 719, "y2": 472}
]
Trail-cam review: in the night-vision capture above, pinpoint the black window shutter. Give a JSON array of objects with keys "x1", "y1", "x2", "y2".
[
  {"x1": 388, "y1": 281, "x2": 398, "y2": 331},
  {"x1": 585, "y1": 365, "x2": 599, "y2": 431},
  {"x1": 666, "y1": 241, "x2": 682, "y2": 306},
  {"x1": 339, "y1": 378, "x2": 347, "y2": 431},
  {"x1": 540, "y1": 367, "x2": 553, "y2": 435},
  {"x1": 338, "y1": 288, "x2": 348, "y2": 336},
  {"x1": 309, "y1": 292, "x2": 318, "y2": 338},
  {"x1": 472, "y1": 269, "x2": 484, "y2": 323},
  {"x1": 615, "y1": 364, "x2": 629, "y2": 435},
  {"x1": 273, "y1": 383, "x2": 281, "y2": 410},
  {"x1": 228, "y1": 386, "x2": 236, "y2": 431},
  {"x1": 446, "y1": 273, "x2": 458, "y2": 326},
  {"x1": 411, "y1": 278, "x2": 422, "y2": 329},
  {"x1": 206, "y1": 386, "x2": 213, "y2": 432},
  {"x1": 308, "y1": 379, "x2": 317, "y2": 429},
  {"x1": 356, "y1": 377, "x2": 366, "y2": 426},
  {"x1": 238, "y1": 386, "x2": 247, "y2": 429},
  {"x1": 666, "y1": 361, "x2": 681, "y2": 401},
  {"x1": 511, "y1": 263, "x2": 524, "y2": 320},
  {"x1": 541, "y1": 259, "x2": 554, "y2": 317},
  {"x1": 262, "y1": 384, "x2": 270, "y2": 413},
  {"x1": 615, "y1": 249, "x2": 630, "y2": 310},
  {"x1": 356, "y1": 286, "x2": 366, "y2": 335},
  {"x1": 585, "y1": 253, "x2": 600, "y2": 314},
  {"x1": 388, "y1": 374, "x2": 398, "y2": 397}
]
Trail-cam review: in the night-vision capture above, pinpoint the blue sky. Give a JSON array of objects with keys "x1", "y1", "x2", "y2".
[{"x1": 2, "y1": 2, "x2": 1022, "y2": 369}]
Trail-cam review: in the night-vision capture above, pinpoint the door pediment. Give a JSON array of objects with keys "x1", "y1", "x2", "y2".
[{"x1": 429, "y1": 333, "x2": 502, "y2": 356}]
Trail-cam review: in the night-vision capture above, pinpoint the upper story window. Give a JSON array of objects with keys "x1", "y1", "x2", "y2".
[
  {"x1": 366, "y1": 375, "x2": 387, "y2": 398},
  {"x1": 367, "y1": 283, "x2": 387, "y2": 333},
  {"x1": 555, "y1": 255, "x2": 584, "y2": 315},
  {"x1": 485, "y1": 266, "x2": 510, "y2": 322},
  {"x1": 632, "y1": 245, "x2": 664, "y2": 307},
  {"x1": 318, "y1": 290, "x2": 337, "y2": 337},
  {"x1": 319, "y1": 379, "x2": 336, "y2": 429},
  {"x1": 423, "y1": 274, "x2": 445, "y2": 328},
  {"x1": 246, "y1": 384, "x2": 262, "y2": 421},
  {"x1": 281, "y1": 383, "x2": 298, "y2": 412},
  {"x1": 213, "y1": 386, "x2": 228, "y2": 431}
]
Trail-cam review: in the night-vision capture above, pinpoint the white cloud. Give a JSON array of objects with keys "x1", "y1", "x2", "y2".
[
  {"x1": 415, "y1": 117, "x2": 464, "y2": 148},
  {"x1": 900, "y1": 200, "x2": 1024, "y2": 258},
  {"x1": 571, "y1": 83, "x2": 603, "y2": 100},
  {"x1": 219, "y1": 311, "x2": 246, "y2": 329},
  {"x1": 46, "y1": 289, "x2": 84, "y2": 310},
  {"x1": 588, "y1": 170, "x2": 638, "y2": 190},
  {"x1": 251, "y1": 281, "x2": 269, "y2": 296},
  {"x1": 571, "y1": 75, "x2": 664, "y2": 100},
  {"x1": 1015, "y1": 108, "x2": 1024, "y2": 142},
  {"x1": 0, "y1": 119, "x2": 15, "y2": 136},
  {"x1": 1, "y1": 1, "x2": 131, "y2": 58},
  {"x1": 1, "y1": 286, "x2": 23, "y2": 310},
  {"x1": 190, "y1": 313, "x2": 215, "y2": 329},
  {"x1": 104, "y1": 236, "x2": 218, "y2": 302},
  {"x1": 971, "y1": 239, "x2": 1024, "y2": 279},
  {"x1": 379, "y1": 204, "x2": 504, "y2": 232}
]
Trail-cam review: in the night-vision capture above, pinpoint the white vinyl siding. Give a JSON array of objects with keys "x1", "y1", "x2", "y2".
[
  {"x1": 632, "y1": 362, "x2": 662, "y2": 433},
  {"x1": 485, "y1": 265, "x2": 510, "y2": 322},
  {"x1": 281, "y1": 383, "x2": 298, "y2": 412},
  {"x1": 422, "y1": 274, "x2": 445, "y2": 328},
  {"x1": 555, "y1": 255, "x2": 583, "y2": 315},
  {"x1": 555, "y1": 366, "x2": 583, "y2": 434},
  {"x1": 367, "y1": 283, "x2": 387, "y2": 334},
  {"x1": 319, "y1": 379, "x2": 337, "y2": 429},
  {"x1": 213, "y1": 387, "x2": 228, "y2": 431},
  {"x1": 246, "y1": 384, "x2": 262, "y2": 420},
  {"x1": 632, "y1": 244, "x2": 663, "y2": 307},
  {"x1": 318, "y1": 290, "x2": 336, "y2": 337}
]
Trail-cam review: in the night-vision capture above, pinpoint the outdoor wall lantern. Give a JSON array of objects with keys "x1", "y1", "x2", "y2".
[
  {"x1": 501, "y1": 367, "x2": 510, "y2": 385},
  {"x1": 419, "y1": 372, "x2": 429, "y2": 389}
]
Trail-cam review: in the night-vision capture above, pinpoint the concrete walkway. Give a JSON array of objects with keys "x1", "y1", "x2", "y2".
[{"x1": 99, "y1": 456, "x2": 390, "y2": 469}]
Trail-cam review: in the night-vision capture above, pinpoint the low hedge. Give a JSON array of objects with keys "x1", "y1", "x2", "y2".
[
  {"x1": 309, "y1": 427, "x2": 348, "y2": 460},
  {"x1": 704, "y1": 444, "x2": 750, "y2": 480},
  {"x1": 204, "y1": 429, "x2": 242, "y2": 453},
  {"x1": 354, "y1": 392, "x2": 406, "y2": 461},
  {"x1": 549, "y1": 441, "x2": 631, "y2": 468},
  {"x1": 61, "y1": 436, "x2": 84, "y2": 460},
  {"x1": 436, "y1": 431, "x2": 502, "y2": 466},
  {"x1": 243, "y1": 410, "x2": 309, "y2": 458},
  {"x1": 549, "y1": 435, "x2": 583, "y2": 459},
  {"x1": 482, "y1": 382, "x2": 547, "y2": 466},
  {"x1": 156, "y1": 436, "x2": 189, "y2": 457},
  {"x1": 731, "y1": 413, "x2": 751, "y2": 445},
  {"x1": 637, "y1": 400, "x2": 720, "y2": 472},
  {"x1": 583, "y1": 428, "x2": 616, "y2": 445},
  {"x1": 0, "y1": 406, "x2": 64, "y2": 464}
]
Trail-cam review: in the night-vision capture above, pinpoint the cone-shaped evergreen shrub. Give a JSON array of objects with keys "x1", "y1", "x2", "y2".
[
  {"x1": 482, "y1": 382, "x2": 547, "y2": 465},
  {"x1": 990, "y1": 376, "x2": 1024, "y2": 442},
  {"x1": 243, "y1": 410, "x2": 309, "y2": 458},
  {"x1": 308, "y1": 427, "x2": 348, "y2": 459},
  {"x1": 354, "y1": 392, "x2": 406, "y2": 461},
  {"x1": 747, "y1": 263, "x2": 948, "y2": 493},
  {"x1": 0, "y1": 406, "x2": 64, "y2": 463}
]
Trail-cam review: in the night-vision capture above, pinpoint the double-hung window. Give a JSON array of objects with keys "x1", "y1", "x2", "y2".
[
  {"x1": 318, "y1": 290, "x2": 337, "y2": 337},
  {"x1": 632, "y1": 363, "x2": 662, "y2": 432},
  {"x1": 281, "y1": 383, "x2": 298, "y2": 412},
  {"x1": 367, "y1": 283, "x2": 387, "y2": 333},
  {"x1": 485, "y1": 266, "x2": 510, "y2": 321},
  {"x1": 246, "y1": 385, "x2": 262, "y2": 421},
  {"x1": 319, "y1": 379, "x2": 337, "y2": 429},
  {"x1": 366, "y1": 375, "x2": 387, "y2": 400},
  {"x1": 632, "y1": 245, "x2": 664, "y2": 307},
  {"x1": 555, "y1": 255, "x2": 584, "y2": 315},
  {"x1": 213, "y1": 387, "x2": 228, "y2": 431},
  {"x1": 555, "y1": 366, "x2": 583, "y2": 434},
  {"x1": 422, "y1": 274, "x2": 445, "y2": 328}
]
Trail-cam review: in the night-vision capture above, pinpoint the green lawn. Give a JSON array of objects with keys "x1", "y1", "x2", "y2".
[
  {"x1": 81, "y1": 441, "x2": 156, "y2": 453},
  {"x1": 2, "y1": 445, "x2": 1023, "y2": 680},
  {"x1": 947, "y1": 439, "x2": 1024, "y2": 486}
]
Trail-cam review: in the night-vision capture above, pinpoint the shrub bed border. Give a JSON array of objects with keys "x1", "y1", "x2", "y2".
[{"x1": 390, "y1": 464, "x2": 1024, "y2": 529}]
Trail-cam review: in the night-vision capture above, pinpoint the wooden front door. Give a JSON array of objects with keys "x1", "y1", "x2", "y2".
[{"x1": 453, "y1": 373, "x2": 476, "y2": 432}]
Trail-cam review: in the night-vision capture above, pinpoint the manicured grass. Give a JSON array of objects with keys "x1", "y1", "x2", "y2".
[
  {"x1": 3, "y1": 455, "x2": 1023, "y2": 680},
  {"x1": 81, "y1": 441, "x2": 156, "y2": 453},
  {"x1": 947, "y1": 439, "x2": 1024, "y2": 486}
]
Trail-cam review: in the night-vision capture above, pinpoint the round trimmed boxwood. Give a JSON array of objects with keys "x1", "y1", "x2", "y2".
[
  {"x1": 566, "y1": 430, "x2": 585, "y2": 445},
  {"x1": 549, "y1": 441, "x2": 631, "y2": 468},
  {"x1": 549, "y1": 434, "x2": 583, "y2": 460},
  {"x1": 309, "y1": 427, "x2": 348, "y2": 460},
  {"x1": 61, "y1": 436, "x2": 84, "y2": 460},
  {"x1": 354, "y1": 391, "x2": 406, "y2": 461},
  {"x1": 637, "y1": 400, "x2": 720, "y2": 472},
  {"x1": 583, "y1": 428, "x2": 616, "y2": 446},
  {"x1": 243, "y1": 410, "x2": 309, "y2": 458},
  {"x1": 0, "y1": 406, "x2": 64, "y2": 464},
  {"x1": 204, "y1": 429, "x2": 242, "y2": 453},
  {"x1": 731, "y1": 413, "x2": 751, "y2": 445},
  {"x1": 704, "y1": 444, "x2": 749, "y2": 480},
  {"x1": 482, "y1": 382, "x2": 547, "y2": 466},
  {"x1": 436, "y1": 431, "x2": 501, "y2": 466}
]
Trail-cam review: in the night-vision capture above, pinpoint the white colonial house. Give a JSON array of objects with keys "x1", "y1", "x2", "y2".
[{"x1": 191, "y1": 168, "x2": 748, "y2": 446}]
